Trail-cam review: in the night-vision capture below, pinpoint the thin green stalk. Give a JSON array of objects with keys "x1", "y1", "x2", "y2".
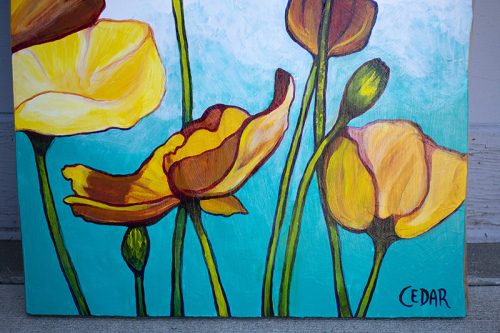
[
  {"x1": 313, "y1": 0, "x2": 352, "y2": 318},
  {"x1": 171, "y1": 0, "x2": 192, "y2": 317},
  {"x1": 313, "y1": 0, "x2": 334, "y2": 147},
  {"x1": 135, "y1": 272, "x2": 147, "y2": 317},
  {"x1": 262, "y1": 62, "x2": 318, "y2": 317},
  {"x1": 188, "y1": 201, "x2": 231, "y2": 317},
  {"x1": 278, "y1": 115, "x2": 349, "y2": 316},
  {"x1": 28, "y1": 132, "x2": 90, "y2": 316},
  {"x1": 172, "y1": 0, "x2": 193, "y2": 126},
  {"x1": 171, "y1": 205, "x2": 187, "y2": 316},
  {"x1": 355, "y1": 239, "x2": 389, "y2": 317},
  {"x1": 324, "y1": 214, "x2": 351, "y2": 317}
]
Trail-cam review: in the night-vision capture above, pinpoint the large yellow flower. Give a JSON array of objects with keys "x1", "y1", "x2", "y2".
[
  {"x1": 321, "y1": 119, "x2": 467, "y2": 238},
  {"x1": 12, "y1": 19, "x2": 166, "y2": 136},
  {"x1": 286, "y1": 0, "x2": 378, "y2": 57},
  {"x1": 11, "y1": 0, "x2": 105, "y2": 53},
  {"x1": 62, "y1": 69, "x2": 295, "y2": 225}
]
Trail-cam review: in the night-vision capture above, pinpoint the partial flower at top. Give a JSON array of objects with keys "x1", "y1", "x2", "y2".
[
  {"x1": 62, "y1": 69, "x2": 295, "y2": 225},
  {"x1": 11, "y1": 0, "x2": 106, "y2": 53},
  {"x1": 12, "y1": 19, "x2": 166, "y2": 136},
  {"x1": 286, "y1": 0, "x2": 378, "y2": 57},
  {"x1": 321, "y1": 119, "x2": 467, "y2": 239}
]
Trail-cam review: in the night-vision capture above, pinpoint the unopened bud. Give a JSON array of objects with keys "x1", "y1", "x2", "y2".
[
  {"x1": 121, "y1": 227, "x2": 150, "y2": 273},
  {"x1": 339, "y1": 58, "x2": 390, "y2": 120}
]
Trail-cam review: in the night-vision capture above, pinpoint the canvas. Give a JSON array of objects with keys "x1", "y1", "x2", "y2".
[{"x1": 12, "y1": 0, "x2": 472, "y2": 317}]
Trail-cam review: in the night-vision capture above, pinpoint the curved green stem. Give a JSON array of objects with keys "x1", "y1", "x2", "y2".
[
  {"x1": 278, "y1": 115, "x2": 349, "y2": 316},
  {"x1": 135, "y1": 272, "x2": 147, "y2": 317},
  {"x1": 28, "y1": 132, "x2": 90, "y2": 316},
  {"x1": 355, "y1": 239, "x2": 389, "y2": 317},
  {"x1": 262, "y1": 62, "x2": 318, "y2": 317},
  {"x1": 188, "y1": 201, "x2": 231, "y2": 317},
  {"x1": 172, "y1": 0, "x2": 193, "y2": 126},
  {"x1": 171, "y1": 205, "x2": 187, "y2": 316}
]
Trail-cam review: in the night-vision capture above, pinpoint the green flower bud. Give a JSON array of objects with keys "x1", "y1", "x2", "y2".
[
  {"x1": 339, "y1": 58, "x2": 390, "y2": 120},
  {"x1": 121, "y1": 227, "x2": 150, "y2": 274}
]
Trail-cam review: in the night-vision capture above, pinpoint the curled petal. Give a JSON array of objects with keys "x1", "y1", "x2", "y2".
[
  {"x1": 167, "y1": 69, "x2": 295, "y2": 198},
  {"x1": 200, "y1": 196, "x2": 249, "y2": 217},
  {"x1": 322, "y1": 133, "x2": 376, "y2": 230},
  {"x1": 62, "y1": 133, "x2": 184, "y2": 225},
  {"x1": 395, "y1": 141, "x2": 468, "y2": 238},
  {"x1": 347, "y1": 120, "x2": 429, "y2": 220},
  {"x1": 286, "y1": 0, "x2": 377, "y2": 56},
  {"x1": 11, "y1": 0, "x2": 105, "y2": 53},
  {"x1": 13, "y1": 19, "x2": 166, "y2": 136}
]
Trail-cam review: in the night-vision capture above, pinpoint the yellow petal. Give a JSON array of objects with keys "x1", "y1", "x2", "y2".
[
  {"x1": 63, "y1": 133, "x2": 184, "y2": 205},
  {"x1": 395, "y1": 145, "x2": 468, "y2": 238},
  {"x1": 348, "y1": 120, "x2": 429, "y2": 219},
  {"x1": 200, "y1": 196, "x2": 249, "y2": 217},
  {"x1": 13, "y1": 20, "x2": 166, "y2": 136},
  {"x1": 63, "y1": 196, "x2": 180, "y2": 226},
  {"x1": 322, "y1": 135, "x2": 376, "y2": 230},
  {"x1": 11, "y1": 0, "x2": 105, "y2": 53},
  {"x1": 204, "y1": 69, "x2": 295, "y2": 196},
  {"x1": 62, "y1": 134, "x2": 186, "y2": 226},
  {"x1": 167, "y1": 69, "x2": 295, "y2": 198}
]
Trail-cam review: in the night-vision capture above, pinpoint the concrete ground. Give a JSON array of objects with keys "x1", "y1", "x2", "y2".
[{"x1": 1, "y1": 241, "x2": 499, "y2": 332}]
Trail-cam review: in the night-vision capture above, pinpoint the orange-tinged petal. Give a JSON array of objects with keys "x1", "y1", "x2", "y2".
[
  {"x1": 11, "y1": 0, "x2": 105, "y2": 53},
  {"x1": 328, "y1": 0, "x2": 377, "y2": 57},
  {"x1": 62, "y1": 133, "x2": 185, "y2": 225},
  {"x1": 200, "y1": 196, "x2": 248, "y2": 217},
  {"x1": 63, "y1": 196, "x2": 180, "y2": 226},
  {"x1": 348, "y1": 120, "x2": 429, "y2": 219},
  {"x1": 13, "y1": 20, "x2": 166, "y2": 136},
  {"x1": 164, "y1": 106, "x2": 250, "y2": 172},
  {"x1": 322, "y1": 134, "x2": 376, "y2": 230},
  {"x1": 63, "y1": 133, "x2": 184, "y2": 205},
  {"x1": 167, "y1": 69, "x2": 295, "y2": 198},
  {"x1": 286, "y1": 0, "x2": 377, "y2": 56},
  {"x1": 395, "y1": 142, "x2": 468, "y2": 238}
]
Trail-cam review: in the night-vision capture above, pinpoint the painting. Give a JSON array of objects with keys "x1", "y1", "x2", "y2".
[{"x1": 11, "y1": 0, "x2": 472, "y2": 317}]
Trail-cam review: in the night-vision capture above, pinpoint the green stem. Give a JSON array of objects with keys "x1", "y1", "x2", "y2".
[
  {"x1": 262, "y1": 62, "x2": 318, "y2": 317},
  {"x1": 27, "y1": 132, "x2": 90, "y2": 315},
  {"x1": 355, "y1": 239, "x2": 389, "y2": 318},
  {"x1": 172, "y1": 0, "x2": 193, "y2": 126},
  {"x1": 324, "y1": 215, "x2": 351, "y2": 317},
  {"x1": 135, "y1": 272, "x2": 147, "y2": 317},
  {"x1": 313, "y1": 0, "x2": 352, "y2": 318},
  {"x1": 171, "y1": 0, "x2": 193, "y2": 317},
  {"x1": 171, "y1": 205, "x2": 187, "y2": 316},
  {"x1": 313, "y1": 0, "x2": 334, "y2": 147},
  {"x1": 188, "y1": 201, "x2": 231, "y2": 317},
  {"x1": 278, "y1": 115, "x2": 349, "y2": 316}
]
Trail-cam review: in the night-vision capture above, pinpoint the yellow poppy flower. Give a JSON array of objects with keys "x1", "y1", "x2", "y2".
[
  {"x1": 12, "y1": 19, "x2": 166, "y2": 136},
  {"x1": 11, "y1": 0, "x2": 105, "y2": 53},
  {"x1": 62, "y1": 69, "x2": 295, "y2": 225},
  {"x1": 286, "y1": 0, "x2": 378, "y2": 57},
  {"x1": 321, "y1": 119, "x2": 467, "y2": 238}
]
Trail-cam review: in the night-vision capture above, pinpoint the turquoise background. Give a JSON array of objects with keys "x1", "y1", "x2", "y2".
[{"x1": 17, "y1": 0, "x2": 472, "y2": 317}]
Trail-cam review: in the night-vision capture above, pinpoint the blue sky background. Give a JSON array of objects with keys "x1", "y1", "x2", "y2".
[{"x1": 17, "y1": 0, "x2": 472, "y2": 317}]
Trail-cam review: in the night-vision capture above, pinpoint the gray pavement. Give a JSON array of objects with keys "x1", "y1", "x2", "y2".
[
  {"x1": 1, "y1": 241, "x2": 500, "y2": 331},
  {"x1": 1, "y1": 285, "x2": 499, "y2": 331}
]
